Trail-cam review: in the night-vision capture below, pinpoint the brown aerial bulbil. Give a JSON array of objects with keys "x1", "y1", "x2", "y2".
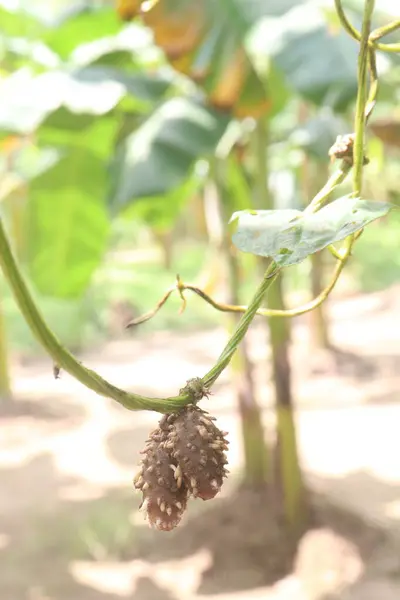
[
  {"x1": 329, "y1": 133, "x2": 369, "y2": 165},
  {"x1": 133, "y1": 405, "x2": 229, "y2": 531},
  {"x1": 167, "y1": 405, "x2": 229, "y2": 501},
  {"x1": 134, "y1": 420, "x2": 188, "y2": 531}
]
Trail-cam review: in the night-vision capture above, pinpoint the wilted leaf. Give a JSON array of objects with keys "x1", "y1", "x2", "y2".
[
  {"x1": 116, "y1": 0, "x2": 142, "y2": 21},
  {"x1": 125, "y1": 0, "x2": 300, "y2": 117},
  {"x1": 230, "y1": 196, "x2": 395, "y2": 266}
]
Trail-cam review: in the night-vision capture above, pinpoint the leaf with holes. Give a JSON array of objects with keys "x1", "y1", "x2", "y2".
[{"x1": 230, "y1": 196, "x2": 395, "y2": 266}]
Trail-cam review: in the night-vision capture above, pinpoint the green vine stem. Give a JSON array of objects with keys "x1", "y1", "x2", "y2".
[
  {"x1": 0, "y1": 298, "x2": 12, "y2": 401},
  {"x1": 200, "y1": 0, "x2": 378, "y2": 390},
  {"x1": 339, "y1": 0, "x2": 376, "y2": 259},
  {"x1": 127, "y1": 249, "x2": 348, "y2": 326},
  {"x1": 304, "y1": 161, "x2": 351, "y2": 213},
  {"x1": 0, "y1": 0, "x2": 384, "y2": 415},
  {"x1": 353, "y1": 0, "x2": 375, "y2": 196},
  {"x1": 0, "y1": 208, "x2": 279, "y2": 410},
  {"x1": 127, "y1": 159, "x2": 353, "y2": 328},
  {"x1": 370, "y1": 19, "x2": 400, "y2": 42},
  {"x1": 202, "y1": 263, "x2": 278, "y2": 387},
  {"x1": 366, "y1": 48, "x2": 378, "y2": 121},
  {"x1": 0, "y1": 216, "x2": 189, "y2": 413},
  {"x1": 334, "y1": 0, "x2": 400, "y2": 53}
]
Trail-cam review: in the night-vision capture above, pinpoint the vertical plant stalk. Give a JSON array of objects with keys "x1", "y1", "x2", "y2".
[
  {"x1": 307, "y1": 164, "x2": 331, "y2": 349},
  {"x1": 199, "y1": 182, "x2": 225, "y2": 295},
  {"x1": 0, "y1": 169, "x2": 21, "y2": 402},
  {"x1": 310, "y1": 251, "x2": 330, "y2": 348},
  {"x1": 153, "y1": 229, "x2": 173, "y2": 270},
  {"x1": 6, "y1": 191, "x2": 26, "y2": 261},
  {"x1": 215, "y1": 165, "x2": 269, "y2": 485},
  {"x1": 298, "y1": 104, "x2": 330, "y2": 349},
  {"x1": 353, "y1": 0, "x2": 375, "y2": 195},
  {"x1": 255, "y1": 120, "x2": 307, "y2": 528},
  {"x1": 0, "y1": 299, "x2": 12, "y2": 402}
]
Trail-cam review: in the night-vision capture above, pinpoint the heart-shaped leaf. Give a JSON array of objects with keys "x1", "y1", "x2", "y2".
[
  {"x1": 230, "y1": 196, "x2": 395, "y2": 266},
  {"x1": 109, "y1": 96, "x2": 230, "y2": 208}
]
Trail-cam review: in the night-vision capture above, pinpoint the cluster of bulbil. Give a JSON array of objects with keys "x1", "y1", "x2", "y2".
[
  {"x1": 329, "y1": 133, "x2": 369, "y2": 165},
  {"x1": 134, "y1": 404, "x2": 229, "y2": 531}
]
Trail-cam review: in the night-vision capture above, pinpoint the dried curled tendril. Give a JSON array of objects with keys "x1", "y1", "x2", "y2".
[{"x1": 133, "y1": 404, "x2": 229, "y2": 531}]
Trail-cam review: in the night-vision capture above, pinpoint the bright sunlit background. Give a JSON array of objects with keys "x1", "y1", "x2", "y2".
[{"x1": 0, "y1": 1, "x2": 400, "y2": 599}]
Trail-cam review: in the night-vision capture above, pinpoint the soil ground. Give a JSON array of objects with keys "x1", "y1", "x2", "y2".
[{"x1": 1, "y1": 285, "x2": 400, "y2": 600}]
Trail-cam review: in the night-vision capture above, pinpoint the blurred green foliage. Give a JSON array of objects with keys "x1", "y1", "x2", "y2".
[
  {"x1": 0, "y1": 0, "x2": 399, "y2": 356},
  {"x1": 2, "y1": 211, "x2": 398, "y2": 355}
]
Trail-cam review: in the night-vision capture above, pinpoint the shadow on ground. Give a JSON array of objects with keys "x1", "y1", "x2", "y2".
[
  {"x1": 305, "y1": 346, "x2": 400, "y2": 382},
  {"x1": 0, "y1": 394, "x2": 85, "y2": 421},
  {"x1": 0, "y1": 453, "x2": 127, "y2": 600},
  {"x1": 1, "y1": 437, "x2": 400, "y2": 600}
]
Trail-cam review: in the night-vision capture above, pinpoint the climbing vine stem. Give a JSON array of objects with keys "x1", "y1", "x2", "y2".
[
  {"x1": 0, "y1": 0, "x2": 395, "y2": 414},
  {"x1": 370, "y1": 19, "x2": 400, "y2": 43},
  {"x1": 353, "y1": 0, "x2": 374, "y2": 196},
  {"x1": 202, "y1": 263, "x2": 278, "y2": 387},
  {"x1": 334, "y1": 0, "x2": 400, "y2": 52},
  {"x1": 0, "y1": 216, "x2": 190, "y2": 413}
]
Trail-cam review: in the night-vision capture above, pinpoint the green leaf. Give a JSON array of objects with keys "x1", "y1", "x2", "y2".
[
  {"x1": 2, "y1": 39, "x2": 60, "y2": 71},
  {"x1": 38, "y1": 114, "x2": 118, "y2": 157},
  {"x1": 210, "y1": 0, "x2": 301, "y2": 33},
  {"x1": 43, "y1": 7, "x2": 122, "y2": 59},
  {"x1": 0, "y1": 0, "x2": 89, "y2": 27},
  {"x1": 27, "y1": 147, "x2": 110, "y2": 298},
  {"x1": 13, "y1": 145, "x2": 62, "y2": 182},
  {"x1": 25, "y1": 118, "x2": 117, "y2": 298},
  {"x1": 109, "y1": 97, "x2": 230, "y2": 209},
  {"x1": 114, "y1": 71, "x2": 172, "y2": 106},
  {"x1": 69, "y1": 66, "x2": 172, "y2": 111},
  {"x1": 230, "y1": 197, "x2": 395, "y2": 267},
  {"x1": 0, "y1": 5, "x2": 41, "y2": 36},
  {"x1": 123, "y1": 175, "x2": 202, "y2": 231},
  {"x1": 69, "y1": 23, "x2": 158, "y2": 69},
  {"x1": 0, "y1": 68, "x2": 121, "y2": 134},
  {"x1": 0, "y1": 65, "x2": 167, "y2": 135},
  {"x1": 38, "y1": 107, "x2": 98, "y2": 134},
  {"x1": 248, "y1": 4, "x2": 358, "y2": 111}
]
